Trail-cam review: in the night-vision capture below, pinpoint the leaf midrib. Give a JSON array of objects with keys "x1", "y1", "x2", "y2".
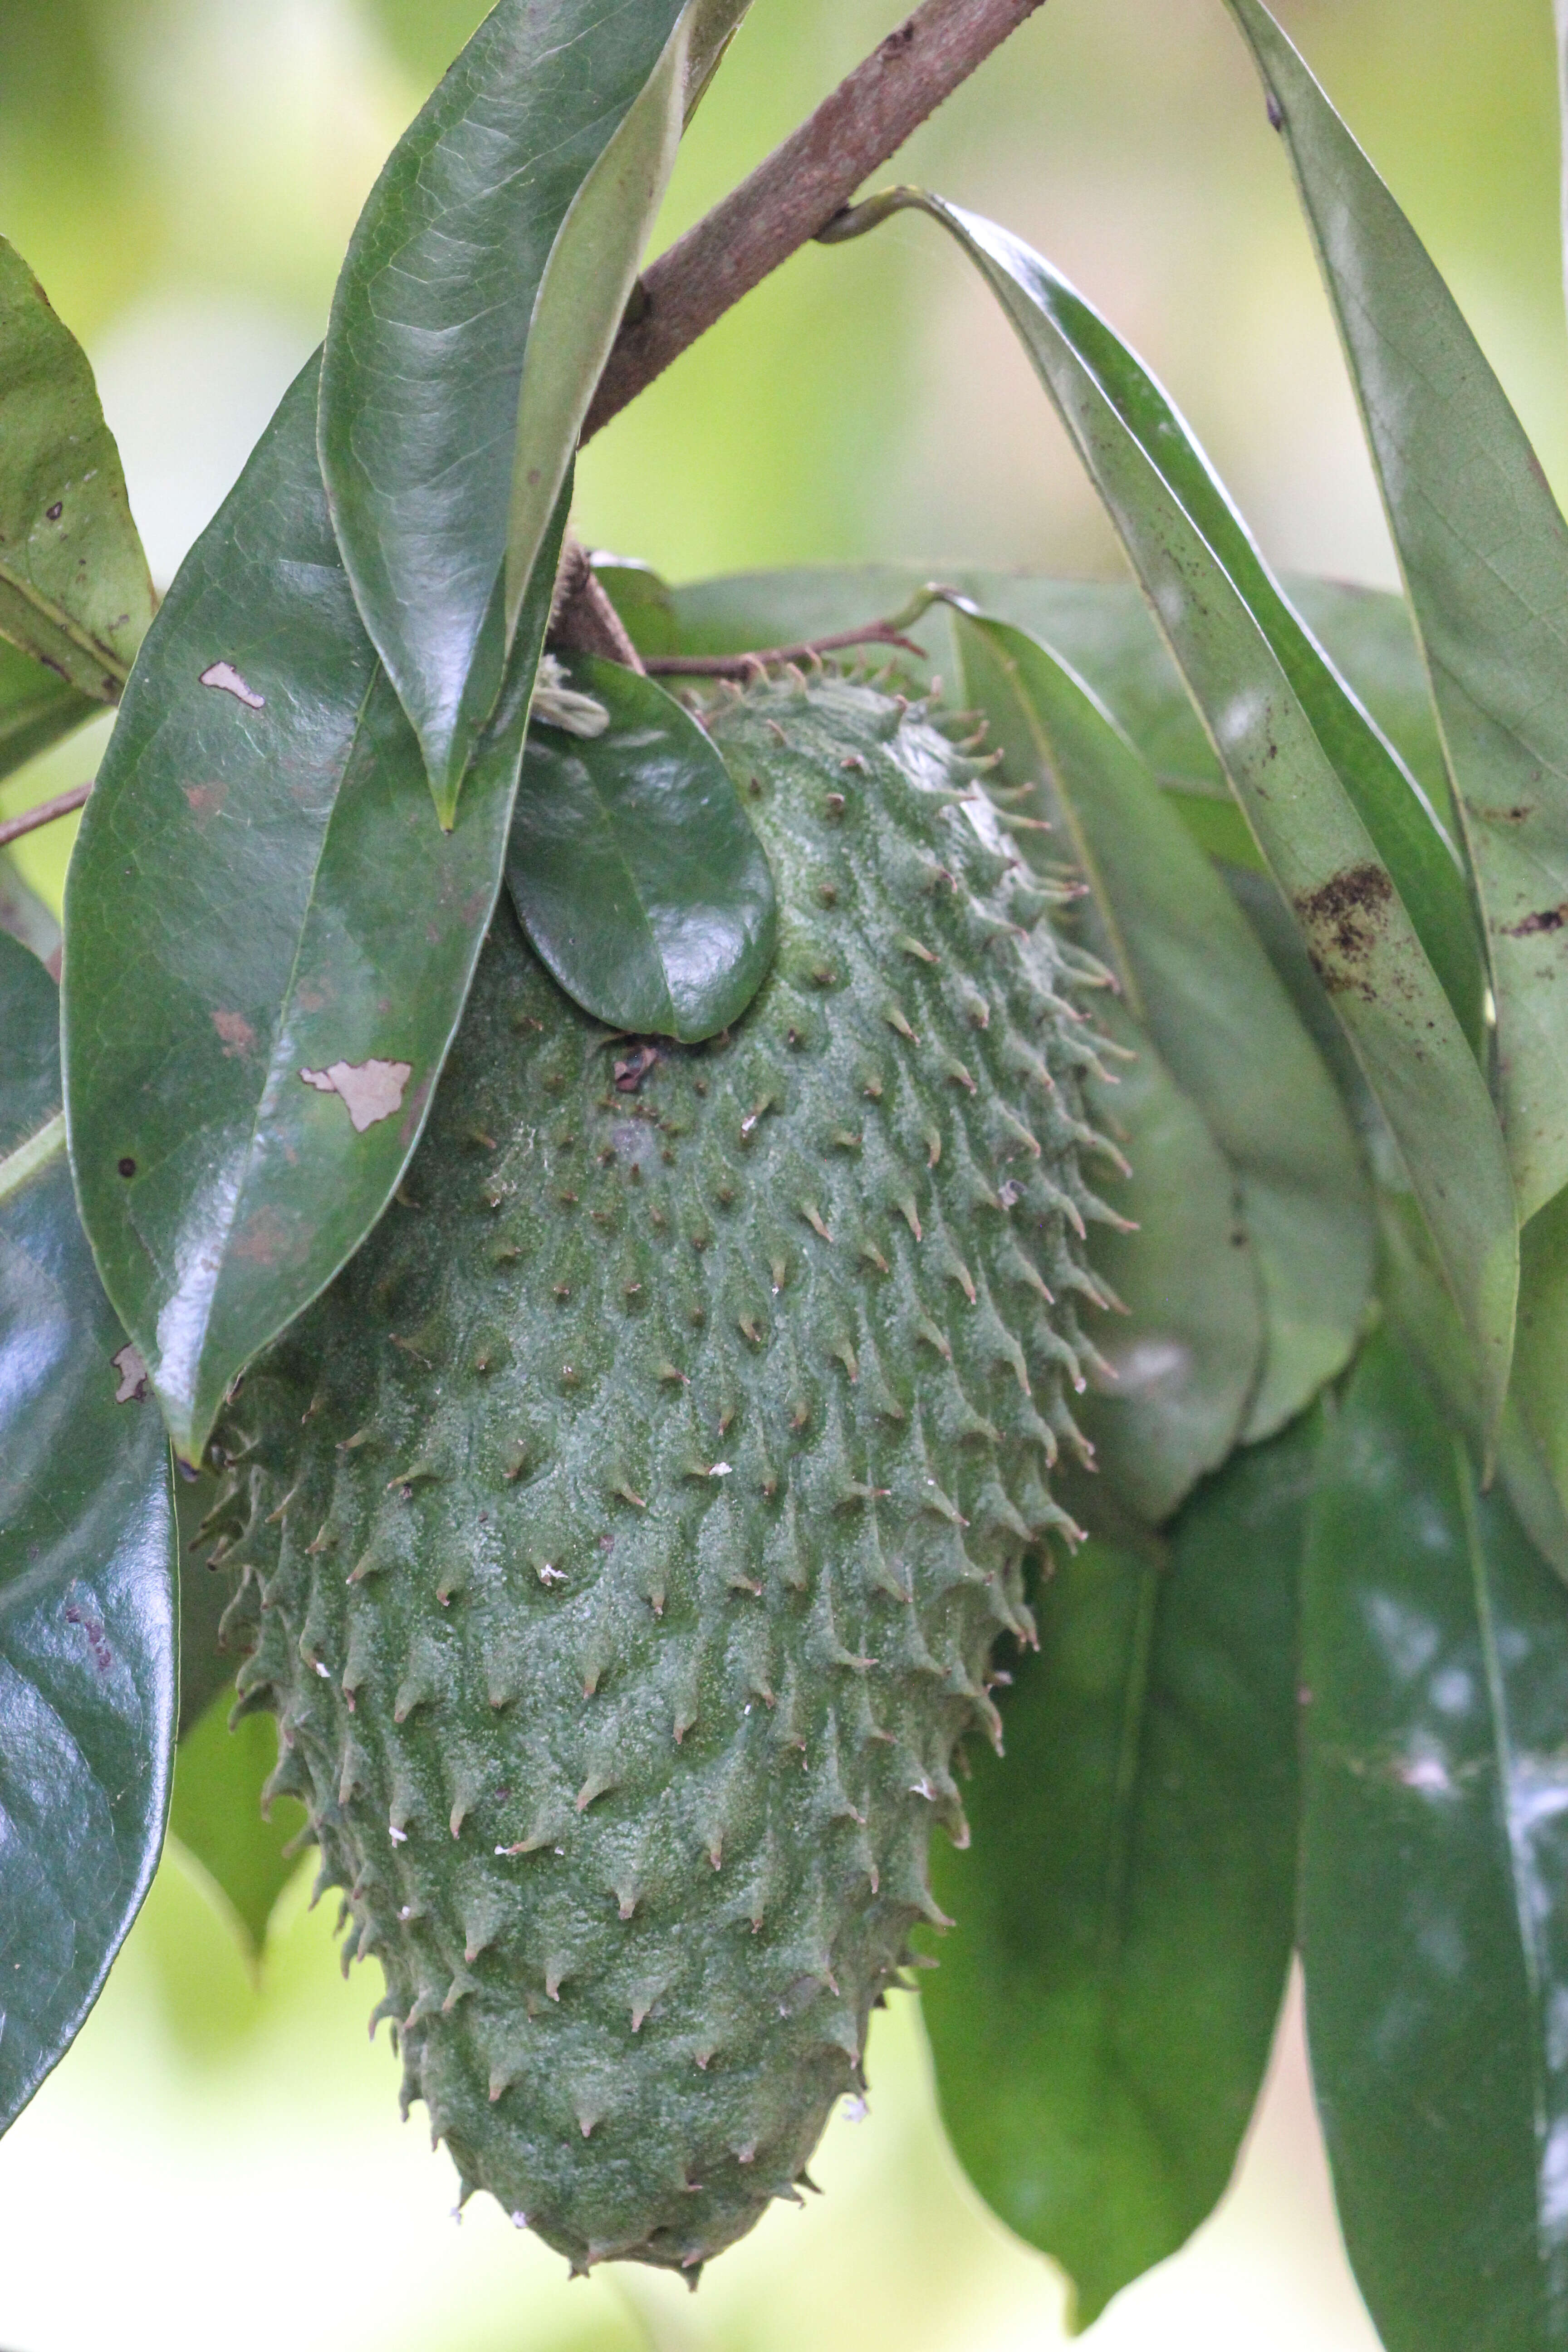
[
  {"x1": 0, "y1": 1109, "x2": 65, "y2": 1208},
  {"x1": 0, "y1": 559, "x2": 127, "y2": 698}
]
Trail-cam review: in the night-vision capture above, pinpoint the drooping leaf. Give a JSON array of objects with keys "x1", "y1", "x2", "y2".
[
  {"x1": 1066, "y1": 995, "x2": 1263, "y2": 1528},
  {"x1": 64, "y1": 358, "x2": 568, "y2": 1466},
  {"x1": 1302, "y1": 1329, "x2": 1568, "y2": 2352},
  {"x1": 924, "y1": 1416, "x2": 1312, "y2": 2329},
  {"x1": 823, "y1": 194, "x2": 1519, "y2": 1434},
  {"x1": 0, "y1": 929, "x2": 176, "y2": 2136},
  {"x1": 318, "y1": 0, "x2": 692, "y2": 821},
  {"x1": 0, "y1": 237, "x2": 154, "y2": 704},
  {"x1": 169, "y1": 1696, "x2": 303, "y2": 1959},
  {"x1": 953, "y1": 607, "x2": 1372, "y2": 1448},
  {"x1": 507, "y1": 654, "x2": 777, "y2": 1042},
  {"x1": 1229, "y1": 0, "x2": 1568, "y2": 1226}
]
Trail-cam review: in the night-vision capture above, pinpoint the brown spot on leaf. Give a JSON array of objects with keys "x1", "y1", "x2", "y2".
[
  {"x1": 1503, "y1": 903, "x2": 1568, "y2": 938},
  {"x1": 112, "y1": 1343, "x2": 149, "y2": 1404},
  {"x1": 212, "y1": 1009, "x2": 255, "y2": 1057},
  {"x1": 184, "y1": 784, "x2": 226, "y2": 818},
  {"x1": 1294, "y1": 864, "x2": 1394, "y2": 998}
]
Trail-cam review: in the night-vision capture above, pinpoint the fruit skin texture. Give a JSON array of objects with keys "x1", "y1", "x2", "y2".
[{"x1": 206, "y1": 673, "x2": 1118, "y2": 2274}]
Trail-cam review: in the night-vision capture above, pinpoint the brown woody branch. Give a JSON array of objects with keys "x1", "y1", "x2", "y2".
[
  {"x1": 0, "y1": 781, "x2": 91, "y2": 851},
  {"x1": 582, "y1": 0, "x2": 1048, "y2": 442}
]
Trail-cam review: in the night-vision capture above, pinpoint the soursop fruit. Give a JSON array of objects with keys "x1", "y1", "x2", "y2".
[{"x1": 204, "y1": 670, "x2": 1121, "y2": 2274}]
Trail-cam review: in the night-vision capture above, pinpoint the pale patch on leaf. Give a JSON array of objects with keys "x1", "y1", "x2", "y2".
[
  {"x1": 112, "y1": 1342, "x2": 149, "y2": 1404},
  {"x1": 200, "y1": 661, "x2": 265, "y2": 710},
  {"x1": 299, "y1": 1058, "x2": 413, "y2": 1133},
  {"x1": 530, "y1": 653, "x2": 610, "y2": 739}
]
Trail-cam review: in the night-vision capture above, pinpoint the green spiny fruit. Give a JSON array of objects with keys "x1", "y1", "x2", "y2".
[{"x1": 206, "y1": 671, "x2": 1122, "y2": 2275}]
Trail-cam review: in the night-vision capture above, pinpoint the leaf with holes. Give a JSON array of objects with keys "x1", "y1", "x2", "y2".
[
  {"x1": 64, "y1": 358, "x2": 568, "y2": 1466},
  {"x1": 507, "y1": 654, "x2": 777, "y2": 1042},
  {"x1": 0, "y1": 237, "x2": 153, "y2": 705},
  {"x1": 0, "y1": 928, "x2": 176, "y2": 2136},
  {"x1": 924, "y1": 1416, "x2": 1312, "y2": 2328}
]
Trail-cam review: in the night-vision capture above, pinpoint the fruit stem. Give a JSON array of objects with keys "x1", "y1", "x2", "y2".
[
  {"x1": 581, "y1": 0, "x2": 1049, "y2": 440},
  {"x1": 645, "y1": 621, "x2": 928, "y2": 677}
]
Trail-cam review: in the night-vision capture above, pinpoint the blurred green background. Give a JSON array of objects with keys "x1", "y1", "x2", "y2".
[{"x1": 0, "y1": 0, "x2": 1559, "y2": 2342}]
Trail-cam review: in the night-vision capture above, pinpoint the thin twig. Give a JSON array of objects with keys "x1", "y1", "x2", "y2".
[
  {"x1": 0, "y1": 781, "x2": 91, "y2": 851},
  {"x1": 582, "y1": 0, "x2": 1048, "y2": 441},
  {"x1": 645, "y1": 622, "x2": 928, "y2": 679}
]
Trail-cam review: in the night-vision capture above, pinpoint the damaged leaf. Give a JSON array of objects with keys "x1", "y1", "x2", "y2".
[
  {"x1": 0, "y1": 236, "x2": 154, "y2": 703},
  {"x1": 1228, "y1": 0, "x2": 1568, "y2": 1225},
  {"x1": 64, "y1": 358, "x2": 568, "y2": 1465},
  {"x1": 0, "y1": 928, "x2": 176, "y2": 2136}
]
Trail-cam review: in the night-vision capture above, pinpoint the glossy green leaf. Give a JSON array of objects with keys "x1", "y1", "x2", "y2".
[
  {"x1": 505, "y1": 9, "x2": 698, "y2": 647},
  {"x1": 924, "y1": 1416, "x2": 1312, "y2": 2328},
  {"x1": 0, "y1": 634, "x2": 96, "y2": 782},
  {"x1": 1303, "y1": 1329, "x2": 1568, "y2": 2352},
  {"x1": 953, "y1": 608, "x2": 1372, "y2": 1449},
  {"x1": 318, "y1": 0, "x2": 689, "y2": 820},
  {"x1": 1229, "y1": 0, "x2": 1568, "y2": 1225},
  {"x1": 64, "y1": 358, "x2": 568, "y2": 1466},
  {"x1": 0, "y1": 237, "x2": 153, "y2": 705},
  {"x1": 825, "y1": 192, "x2": 1518, "y2": 1433},
  {"x1": 170, "y1": 1696, "x2": 303, "y2": 1958},
  {"x1": 1068, "y1": 995, "x2": 1263, "y2": 1528},
  {"x1": 507, "y1": 654, "x2": 777, "y2": 1042},
  {"x1": 0, "y1": 929, "x2": 176, "y2": 2136}
]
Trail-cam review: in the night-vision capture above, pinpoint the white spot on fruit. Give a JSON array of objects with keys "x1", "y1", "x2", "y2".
[
  {"x1": 300, "y1": 1058, "x2": 413, "y2": 1132},
  {"x1": 709, "y1": 1462, "x2": 733, "y2": 1478},
  {"x1": 200, "y1": 661, "x2": 265, "y2": 709},
  {"x1": 388, "y1": 1822, "x2": 408, "y2": 1845},
  {"x1": 112, "y1": 1343, "x2": 149, "y2": 1404}
]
